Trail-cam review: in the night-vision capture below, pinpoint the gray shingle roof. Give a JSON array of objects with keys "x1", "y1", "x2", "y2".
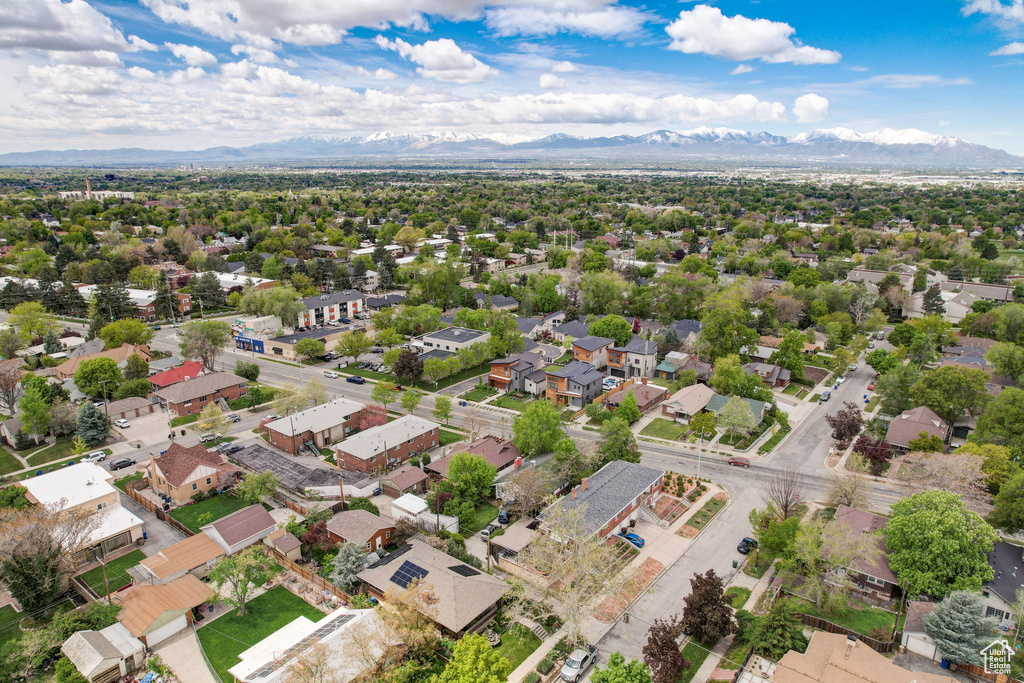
[
  {"x1": 574, "y1": 335, "x2": 615, "y2": 352},
  {"x1": 546, "y1": 460, "x2": 663, "y2": 536},
  {"x1": 153, "y1": 372, "x2": 244, "y2": 404},
  {"x1": 301, "y1": 289, "x2": 364, "y2": 308},
  {"x1": 614, "y1": 336, "x2": 658, "y2": 354},
  {"x1": 553, "y1": 321, "x2": 589, "y2": 338},
  {"x1": 547, "y1": 360, "x2": 596, "y2": 379}
]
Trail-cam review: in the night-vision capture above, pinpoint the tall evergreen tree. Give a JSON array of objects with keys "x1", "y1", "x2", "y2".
[
  {"x1": 923, "y1": 286, "x2": 945, "y2": 315},
  {"x1": 76, "y1": 401, "x2": 109, "y2": 446}
]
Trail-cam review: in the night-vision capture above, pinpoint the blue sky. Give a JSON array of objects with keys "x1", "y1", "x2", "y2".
[{"x1": 1, "y1": 0, "x2": 1023, "y2": 154}]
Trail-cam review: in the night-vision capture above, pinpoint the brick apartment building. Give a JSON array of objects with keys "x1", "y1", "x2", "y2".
[
  {"x1": 262, "y1": 397, "x2": 366, "y2": 455},
  {"x1": 333, "y1": 415, "x2": 439, "y2": 473},
  {"x1": 153, "y1": 372, "x2": 248, "y2": 417}
]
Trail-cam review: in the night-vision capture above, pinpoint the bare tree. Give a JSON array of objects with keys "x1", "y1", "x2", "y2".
[
  {"x1": 897, "y1": 452, "x2": 990, "y2": 513},
  {"x1": 0, "y1": 364, "x2": 23, "y2": 414},
  {"x1": 761, "y1": 469, "x2": 803, "y2": 521},
  {"x1": 502, "y1": 466, "x2": 551, "y2": 518},
  {"x1": 783, "y1": 517, "x2": 880, "y2": 611},
  {"x1": 825, "y1": 472, "x2": 868, "y2": 510},
  {"x1": 285, "y1": 643, "x2": 341, "y2": 683},
  {"x1": 461, "y1": 404, "x2": 487, "y2": 440},
  {"x1": 343, "y1": 578, "x2": 438, "y2": 678},
  {"x1": 519, "y1": 501, "x2": 633, "y2": 645}
]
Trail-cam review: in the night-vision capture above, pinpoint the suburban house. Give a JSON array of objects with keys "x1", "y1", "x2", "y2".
[
  {"x1": 844, "y1": 268, "x2": 914, "y2": 295},
  {"x1": 112, "y1": 574, "x2": 215, "y2": 647},
  {"x1": 542, "y1": 460, "x2": 664, "y2": 539},
  {"x1": 607, "y1": 337, "x2": 659, "y2": 379},
  {"x1": 325, "y1": 509, "x2": 396, "y2": 551},
  {"x1": 298, "y1": 290, "x2": 366, "y2": 327},
  {"x1": 147, "y1": 442, "x2": 241, "y2": 504},
  {"x1": 228, "y1": 607, "x2": 383, "y2": 683},
  {"x1": 885, "y1": 406, "x2": 950, "y2": 451},
  {"x1": 982, "y1": 541, "x2": 1024, "y2": 627},
  {"x1": 357, "y1": 539, "x2": 510, "y2": 637},
  {"x1": 474, "y1": 292, "x2": 519, "y2": 310},
  {"x1": 551, "y1": 319, "x2": 589, "y2": 343},
  {"x1": 333, "y1": 415, "x2": 440, "y2": 473},
  {"x1": 606, "y1": 380, "x2": 668, "y2": 413},
  {"x1": 147, "y1": 360, "x2": 205, "y2": 391},
  {"x1": 262, "y1": 397, "x2": 366, "y2": 455},
  {"x1": 153, "y1": 371, "x2": 248, "y2": 416},
  {"x1": 743, "y1": 362, "x2": 792, "y2": 389},
  {"x1": 829, "y1": 506, "x2": 899, "y2": 602},
  {"x1": 488, "y1": 351, "x2": 545, "y2": 392},
  {"x1": 412, "y1": 326, "x2": 491, "y2": 354},
  {"x1": 56, "y1": 344, "x2": 155, "y2": 381},
  {"x1": 426, "y1": 436, "x2": 520, "y2": 480},
  {"x1": 594, "y1": 234, "x2": 621, "y2": 248},
  {"x1": 131, "y1": 532, "x2": 225, "y2": 585},
  {"x1": 705, "y1": 394, "x2": 769, "y2": 425},
  {"x1": 21, "y1": 462, "x2": 144, "y2": 561},
  {"x1": 774, "y1": 632, "x2": 956, "y2": 683},
  {"x1": 200, "y1": 504, "x2": 277, "y2": 555},
  {"x1": 669, "y1": 319, "x2": 702, "y2": 346},
  {"x1": 252, "y1": 326, "x2": 357, "y2": 361},
  {"x1": 654, "y1": 352, "x2": 712, "y2": 383},
  {"x1": 365, "y1": 293, "x2": 406, "y2": 310},
  {"x1": 379, "y1": 464, "x2": 429, "y2": 498},
  {"x1": 544, "y1": 360, "x2": 605, "y2": 408},
  {"x1": 661, "y1": 384, "x2": 717, "y2": 423},
  {"x1": 573, "y1": 335, "x2": 615, "y2": 369},
  {"x1": 61, "y1": 622, "x2": 145, "y2": 683}
]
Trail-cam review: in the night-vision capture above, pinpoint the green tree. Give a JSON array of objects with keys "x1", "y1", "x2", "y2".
[
  {"x1": 553, "y1": 437, "x2": 593, "y2": 486},
  {"x1": 874, "y1": 364, "x2": 921, "y2": 415},
  {"x1": 907, "y1": 431, "x2": 944, "y2": 452},
  {"x1": 910, "y1": 365, "x2": 991, "y2": 426},
  {"x1": 437, "y1": 633, "x2": 510, "y2": 683},
  {"x1": 73, "y1": 357, "x2": 123, "y2": 398},
  {"x1": 334, "y1": 331, "x2": 373, "y2": 366},
  {"x1": 975, "y1": 388, "x2": 1024, "y2": 451},
  {"x1": 42, "y1": 330, "x2": 61, "y2": 355},
  {"x1": 717, "y1": 397, "x2": 757, "y2": 438},
  {"x1": 375, "y1": 327, "x2": 404, "y2": 349},
  {"x1": 328, "y1": 542, "x2": 368, "y2": 589},
  {"x1": 512, "y1": 400, "x2": 564, "y2": 456},
  {"x1": 987, "y1": 342, "x2": 1024, "y2": 384},
  {"x1": 195, "y1": 402, "x2": 227, "y2": 436},
  {"x1": 234, "y1": 360, "x2": 260, "y2": 382},
  {"x1": 55, "y1": 656, "x2": 88, "y2": 683},
  {"x1": 0, "y1": 484, "x2": 30, "y2": 510},
  {"x1": 123, "y1": 353, "x2": 149, "y2": 381},
  {"x1": 591, "y1": 653, "x2": 652, "y2": 683},
  {"x1": 347, "y1": 497, "x2": 379, "y2": 515},
  {"x1": 207, "y1": 547, "x2": 270, "y2": 616},
  {"x1": 235, "y1": 470, "x2": 279, "y2": 505},
  {"x1": 768, "y1": 330, "x2": 806, "y2": 380},
  {"x1": 864, "y1": 349, "x2": 899, "y2": 376},
  {"x1": 698, "y1": 305, "x2": 758, "y2": 363},
  {"x1": 18, "y1": 385, "x2": 51, "y2": 443},
  {"x1": 9, "y1": 301, "x2": 59, "y2": 343},
  {"x1": 589, "y1": 314, "x2": 634, "y2": 346},
  {"x1": 97, "y1": 319, "x2": 155, "y2": 349},
  {"x1": 400, "y1": 389, "x2": 422, "y2": 415},
  {"x1": 923, "y1": 591, "x2": 993, "y2": 665},
  {"x1": 598, "y1": 417, "x2": 640, "y2": 465},
  {"x1": 922, "y1": 286, "x2": 945, "y2": 316},
  {"x1": 448, "y1": 452, "x2": 498, "y2": 509},
  {"x1": 371, "y1": 381, "x2": 398, "y2": 410},
  {"x1": 295, "y1": 338, "x2": 326, "y2": 363},
  {"x1": 884, "y1": 490, "x2": 997, "y2": 597},
  {"x1": 989, "y1": 472, "x2": 1024, "y2": 533},
  {"x1": 0, "y1": 328, "x2": 23, "y2": 359},
  {"x1": 615, "y1": 390, "x2": 642, "y2": 424},
  {"x1": 689, "y1": 411, "x2": 717, "y2": 444},
  {"x1": 746, "y1": 599, "x2": 808, "y2": 659},
  {"x1": 432, "y1": 394, "x2": 453, "y2": 425},
  {"x1": 178, "y1": 320, "x2": 232, "y2": 372}
]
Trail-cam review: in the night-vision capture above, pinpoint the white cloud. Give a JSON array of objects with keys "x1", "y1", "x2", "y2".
[
  {"x1": 793, "y1": 93, "x2": 828, "y2": 122},
  {"x1": 863, "y1": 74, "x2": 973, "y2": 88},
  {"x1": 991, "y1": 41, "x2": 1024, "y2": 55},
  {"x1": 485, "y1": 5, "x2": 651, "y2": 39},
  {"x1": 665, "y1": 5, "x2": 841, "y2": 65},
  {"x1": 962, "y1": 0, "x2": 1024, "y2": 28},
  {"x1": 127, "y1": 35, "x2": 159, "y2": 52},
  {"x1": 231, "y1": 45, "x2": 279, "y2": 63},
  {"x1": 354, "y1": 66, "x2": 399, "y2": 80},
  {"x1": 375, "y1": 36, "x2": 497, "y2": 83},
  {"x1": 731, "y1": 64, "x2": 755, "y2": 75},
  {"x1": 551, "y1": 60, "x2": 578, "y2": 73},
  {"x1": 165, "y1": 43, "x2": 219, "y2": 67},
  {"x1": 0, "y1": 0, "x2": 130, "y2": 52},
  {"x1": 540, "y1": 73, "x2": 565, "y2": 88},
  {"x1": 50, "y1": 50, "x2": 124, "y2": 68}
]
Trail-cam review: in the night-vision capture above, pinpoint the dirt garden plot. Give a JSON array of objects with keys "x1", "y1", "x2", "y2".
[{"x1": 803, "y1": 366, "x2": 829, "y2": 385}]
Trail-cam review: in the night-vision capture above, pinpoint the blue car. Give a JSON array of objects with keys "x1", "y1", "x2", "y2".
[
  {"x1": 619, "y1": 532, "x2": 645, "y2": 548},
  {"x1": 346, "y1": 376, "x2": 366, "y2": 384}
]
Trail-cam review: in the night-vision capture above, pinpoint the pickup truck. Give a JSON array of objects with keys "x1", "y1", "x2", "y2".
[{"x1": 561, "y1": 645, "x2": 596, "y2": 682}]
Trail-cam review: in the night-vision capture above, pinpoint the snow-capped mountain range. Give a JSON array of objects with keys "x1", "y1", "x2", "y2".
[{"x1": 0, "y1": 127, "x2": 1018, "y2": 166}]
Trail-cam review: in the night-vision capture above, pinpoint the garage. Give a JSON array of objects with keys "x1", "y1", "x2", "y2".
[{"x1": 144, "y1": 614, "x2": 188, "y2": 647}]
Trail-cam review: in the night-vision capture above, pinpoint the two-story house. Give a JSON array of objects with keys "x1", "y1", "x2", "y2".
[
  {"x1": 608, "y1": 337, "x2": 659, "y2": 379},
  {"x1": 544, "y1": 360, "x2": 605, "y2": 408},
  {"x1": 488, "y1": 351, "x2": 544, "y2": 392},
  {"x1": 742, "y1": 362, "x2": 792, "y2": 389},
  {"x1": 334, "y1": 415, "x2": 440, "y2": 473},
  {"x1": 147, "y1": 443, "x2": 241, "y2": 504},
  {"x1": 573, "y1": 335, "x2": 615, "y2": 369},
  {"x1": 262, "y1": 397, "x2": 366, "y2": 455}
]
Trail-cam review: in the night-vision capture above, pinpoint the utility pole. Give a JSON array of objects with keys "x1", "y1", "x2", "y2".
[{"x1": 98, "y1": 379, "x2": 111, "y2": 419}]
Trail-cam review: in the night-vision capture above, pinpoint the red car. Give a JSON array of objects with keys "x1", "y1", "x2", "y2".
[{"x1": 867, "y1": 383, "x2": 875, "y2": 391}]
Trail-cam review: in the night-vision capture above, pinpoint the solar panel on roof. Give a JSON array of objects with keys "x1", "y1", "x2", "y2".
[
  {"x1": 448, "y1": 564, "x2": 481, "y2": 577},
  {"x1": 390, "y1": 559, "x2": 429, "y2": 588}
]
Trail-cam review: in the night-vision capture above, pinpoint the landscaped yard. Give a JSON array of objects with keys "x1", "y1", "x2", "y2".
[
  {"x1": 865, "y1": 397, "x2": 879, "y2": 412},
  {"x1": 718, "y1": 636, "x2": 752, "y2": 670},
  {"x1": 15, "y1": 455, "x2": 84, "y2": 480},
  {"x1": 685, "y1": 495, "x2": 726, "y2": 530},
  {"x1": 197, "y1": 586, "x2": 326, "y2": 682},
  {"x1": 796, "y1": 599, "x2": 898, "y2": 638},
  {"x1": 461, "y1": 385, "x2": 498, "y2": 402},
  {"x1": 744, "y1": 551, "x2": 777, "y2": 579},
  {"x1": 76, "y1": 549, "x2": 145, "y2": 596},
  {"x1": 726, "y1": 586, "x2": 751, "y2": 609},
  {"x1": 492, "y1": 395, "x2": 532, "y2": 411},
  {"x1": 678, "y1": 638, "x2": 715, "y2": 683},
  {"x1": 494, "y1": 623, "x2": 542, "y2": 670},
  {"x1": 341, "y1": 361, "x2": 491, "y2": 391},
  {"x1": 782, "y1": 384, "x2": 802, "y2": 396},
  {"x1": 170, "y1": 413, "x2": 201, "y2": 427},
  {"x1": 808, "y1": 393, "x2": 821, "y2": 403},
  {"x1": 0, "y1": 445, "x2": 21, "y2": 475},
  {"x1": 439, "y1": 429, "x2": 465, "y2": 446},
  {"x1": 640, "y1": 418, "x2": 687, "y2": 441},
  {"x1": 463, "y1": 503, "x2": 499, "y2": 534},
  {"x1": 169, "y1": 493, "x2": 252, "y2": 532},
  {"x1": 0, "y1": 605, "x2": 23, "y2": 648},
  {"x1": 758, "y1": 426, "x2": 792, "y2": 455},
  {"x1": 114, "y1": 471, "x2": 144, "y2": 492},
  {"x1": 27, "y1": 440, "x2": 111, "y2": 467}
]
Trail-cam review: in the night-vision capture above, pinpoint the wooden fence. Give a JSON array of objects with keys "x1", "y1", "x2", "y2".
[
  {"x1": 271, "y1": 491, "x2": 344, "y2": 517},
  {"x1": 957, "y1": 662, "x2": 1021, "y2": 683},
  {"x1": 797, "y1": 613, "x2": 898, "y2": 654},
  {"x1": 267, "y1": 546, "x2": 350, "y2": 604},
  {"x1": 124, "y1": 477, "x2": 195, "y2": 538}
]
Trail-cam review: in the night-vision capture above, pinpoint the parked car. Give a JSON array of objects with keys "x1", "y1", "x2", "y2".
[
  {"x1": 819, "y1": 390, "x2": 831, "y2": 402},
  {"x1": 339, "y1": 316, "x2": 351, "y2": 323},
  {"x1": 84, "y1": 451, "x2": 106, "y2": 463},
  {"x1": 728, "y1": 456, "x2": 750, "y2": 467},
  {"x1": 835, "y1": 376, "x2": 846, "y2": 384},
  {"x1": 214, "y1": 443, "x2": 232, "y2": 453},
  {"x1": 324, "y1": 371, "x2": 339, "y2": 379},
  {"x1": 346, "y1": 376, "x2": 366, "y2": 384},
  {"x1": 876, "y1": 331, "x2": 885, "y2": 340},
  {"x1": 225, "y1": 413, "x2": 241, "y2": 423},
  {"x1": 561, "y1": 647, "x2": 596, "y2": 682},
  {"x1": 618, "y1": 532, "x2": 645, "y2": 548},
  {"x1": 480, "y1": 523, "x2": 500, "y2": 539},
  {"x1": 867, "y1": 341, "x2": 875, "y2": 349},
  {"x1": 109, "y1": 457, "x2": 136, "y2": 471},
  {"x1": 326, "y1": 320, "x2": 339, "y2": 326},
  {"x1": 370, "y1": 347, "x2": 385, "y2": 353},
  {"x1": 113, "y1": 418, "x2": 130, "y2": 429},
  {"x1": 199, "y1": 433, "x2": 220, "y2": 443},
  {"x1": 224, "y1": 444, "x2": 245, "y2": 455},
  {"x1": 265, "y1": 414, "x2": 282, "y2": 420},
  {"x1": 737, "y1": 537, "x2": 759, "y2": 554},
  {"x1": 867, "y1": 383, "x2": 875, "y2": 391},
  {"x1": 847, "y1": 363, "x2": 858, "y2": 372},
  {"x1": 497, "y1": 509, "x2": 510, "y2": 525}
]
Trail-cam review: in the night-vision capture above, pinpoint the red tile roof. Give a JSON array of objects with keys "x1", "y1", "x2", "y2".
[{"x1": 148, "y1": 361, "x2": 205, "y2": 388}]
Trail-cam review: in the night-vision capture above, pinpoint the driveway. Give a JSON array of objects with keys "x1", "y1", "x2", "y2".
[
  {"x1": 119, "y1": 494, "x2": 186, "y2": 557},
  {"x1": 151, "y1": 627, "x2": 218, "y2": 683},
  {"x1": 110, "y1": 411, "x2": 172, "y2": 448}
]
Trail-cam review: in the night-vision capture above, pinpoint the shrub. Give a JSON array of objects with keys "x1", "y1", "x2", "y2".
[
  {"x1": 525, "y1": 674, "x2": 541, "y2": 683},
  {"x1": 347, "y1": 497, "x2": 379, "y2": 515},
  {"x1": 537, "y1": 659, "x2": 554, "y2": 675}
]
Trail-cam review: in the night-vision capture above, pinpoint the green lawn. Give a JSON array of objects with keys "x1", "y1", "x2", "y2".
[
  {"x1": 492, "y1": 395, "x2": 532, "y2": 411},
  {"x1": 463, "y1": 503, "x2": 499, "y2": 534},
  {"x1": 718, "y1": 636, "x2": 752, "y2": 670},
  {"x1": 758, "y1": 426, "x2": 792, "y2": 455},
  {"x1": 808, "y1": 393, "x2": 821, "y2": 403},
  {"x1": 0, "y1": 445, "x2": 21, "y2": 475},
  {"x1": 678, "y1": 639, "x2": 715, "y2": 683},
  {"x1": 744, "y1": 550, "x2": 777, "y2": 579},
  {"x1": 0, "y1": 604, "x2": 24, "y2": 649},
  {"x1": 341, "y1": 360, "x2": 491, "y2": 391},
  {"x1": 170, "y1": 413, "x2": 202, "y2": 427},
  {"x1": 169, "y1": 493, "x2": 252, "y2": 532},
  {"x1": 782, "y1": 383, "x2": 802, "y2": 396},
  {"x1": 114, "y1": 471, "x2": 144, "y2": 492},
  {"x1": 462, "y1": 385, "x2": 498, "y2": 402},
  {"x1": 640, "y1": 418, "x2": 687, "y2": 441},
  {"x1": 494, "y1": 623, "x2": 542, "y2": 671},
  {"x1": 796, "y1": 600, "x2": 897, "y2": 638},
  {"x1": 76, "y1": 550, "x2": 146, "y2": 596},
  {"x1": 26, "y1": 440, "x2": 110, "y2": 467},
  {"x1": 439, "y1": 429, "x2": 465, "y2": 446},
  {"x1": 865, "y1": 397, "x2": 879, "y2": 412},
  {"x1": 687, "y1": 496, "x2": 726, "y2": 529},
  {"x1": 726, "y1": 587, "x2": 751, "y2": 609},
  {"x1": 197, "y1": 586, "x2": 326, "y2": 682}
]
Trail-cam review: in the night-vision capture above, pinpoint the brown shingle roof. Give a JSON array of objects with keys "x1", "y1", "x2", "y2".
[
  {"x1": 885, "y1": 406, "x2": 949, "y2": 449},
  {"x1": 326, "y1": 509, "x2": 394, "y2": 545},
  {"x1": 57, "y1": 344, "x2": 153, "y2": 378},
  {"x1": 153, "y1": 372, "x2": 244, "y2": 404},
  {"x1": 113, "y1": 575, "x2": 214, "y2": 637},
  {"x1": 383, "y1": 464, "x2": 428, "y2": 491},
  {"x1": 426, "y1": 437, "x2": 519, "y2": 478},
  {"x1": 139, "y1": 532, "x2": 224, "y2": 580},
  {"x1": 204, "y1": 504, "x2": 275, "y2": 547},
  {"x1": 151, "y1": 442, "x2": 237, "y2": 488},
  {"x1": 829, "y1": 505, "x2": 896, "y2": 584},
  {"x1": 774, "y1": 631, "x2": 956, "y2": 683},
  {"x1": 105, "y1": 396, "x2": 153, "y2": 415}
]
